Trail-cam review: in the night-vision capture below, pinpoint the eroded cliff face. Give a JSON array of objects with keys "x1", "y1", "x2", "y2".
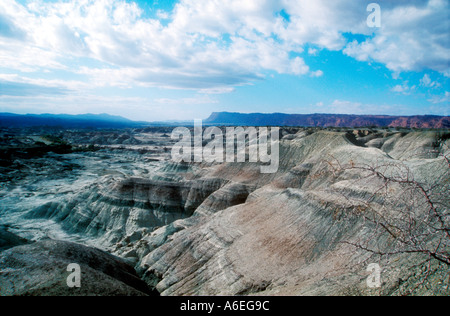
[
  {"x1": 131, "y1": 131, "x2": 449, "y2": 296},
  {"x1": 25, "y1": 177, "x2": 226, "y2": 246},
  {"x1": 1, "y1": 128, "x2": 448, "y2": 296}
]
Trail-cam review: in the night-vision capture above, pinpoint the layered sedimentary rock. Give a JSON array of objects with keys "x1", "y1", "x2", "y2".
[
  {"x1": 1, "y1": 128, "x2": 448, "y2": 296},
  {"x1": 0, "y1": 226, "x2": 29, "y2": 252},
  {"x1": 0, "y1": 240, "x2": 156, "y2": 296},
  {"x1": 26, "y1": 177, "x2": 226, "y2": 247},
  {"x1": 134, "y1": 130, "x2": 449, "y2": 296}
]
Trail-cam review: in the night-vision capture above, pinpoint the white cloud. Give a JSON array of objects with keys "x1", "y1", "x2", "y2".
[
  {"x1": 0, "y1": 93, "x2": 214, "y2": 121},
  {"x1": 344, "y1": 0, "x2": 450, "y2": 76},
  {"x1": 279, "y1": 0, "x2": 369, "y2": 51},
  {"x1": 154, "y1": 95, "x2": 218, "y2": 105},
  {"x1": 156, "y1": 10, "x2": 170, "y2": 20},
  {"x1": 308, "y1": 48, "x2": 319, "y2": 56},
  {"x1": 0, "y1": 93, "x2": 148, "y2": 115},
  {"x1": 0, "y1": 73, "x2": 89, "y2": 91},
  {"x1": 391, "y1": 82, "x2": 416, "y2": 95},
  {"x1": 420, "y1": 74, "x2": 441, "y2": 88},
  {"x1": 325, "y1": 100, "x2": 398, "y2": 115},
  {"x1": 310, "y1": 70, "x2": 324, "y2": 78},
  {"x1": 391, "y1": 85, "x2": 407, "y2": 94},
  {"x1": 329, "y1": 100, "x2": 363, "y2": 114},
  {"x1": 199, "y1": 87, "x2": 235, "y2": 94},
  {"x1": 428, "y1": 91, "x2": 450, "y2": 104},
  {"x1": 0, "y1": 0, "x2": 448, "y2": 94}
]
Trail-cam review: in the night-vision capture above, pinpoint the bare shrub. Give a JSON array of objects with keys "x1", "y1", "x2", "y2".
[{"x1": 323, "y1": 143, "x2": 449, "y2": 295}]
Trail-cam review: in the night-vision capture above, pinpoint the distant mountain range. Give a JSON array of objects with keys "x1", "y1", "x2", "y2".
[
  {"x1": 0, "y1": 113, "x2": 148, "y2": 129},
  {"x1": 0, "y1": 112, "x2": 449, "y2": 129},
  {"x1": 205, "y1": 112, "x2": 450, "y2": 129}
]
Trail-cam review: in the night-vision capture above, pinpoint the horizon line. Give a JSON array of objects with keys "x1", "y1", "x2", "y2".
[{"x1": 0, "y1": 111, "x2": 449, "y2": 124}]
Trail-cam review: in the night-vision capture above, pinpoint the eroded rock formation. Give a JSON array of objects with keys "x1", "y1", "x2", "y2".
[
  {"x1": 0, "y1": 127, "x2": 448, "y2": 296},
  {"x1": 0, "y1": 240, "x2": 157, "y2": 296}
]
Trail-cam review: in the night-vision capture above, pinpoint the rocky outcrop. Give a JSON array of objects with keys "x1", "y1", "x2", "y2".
[
  {"x1": 380, "y1": 131, "x2": 442, "y2": 160},
  {"x1": 194, "y1": 182, "x2": 255, "y2": 217},
  {"x1": 0, "y1": 226, "x2": 29, "y2": 252},
  {"x1": 0, "y1": 240, "x2": 157, "y2": 296},
  {"x1": 25, "y1": 176, "x2": 227, "y2": 248}
]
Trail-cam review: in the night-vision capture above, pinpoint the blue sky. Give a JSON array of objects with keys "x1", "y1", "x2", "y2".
[{"x1": 0, "y1": 0, "x2": 449, "y2": 121}]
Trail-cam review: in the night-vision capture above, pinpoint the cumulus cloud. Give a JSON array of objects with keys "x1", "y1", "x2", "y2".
[
  {"x1": 420, "y1": 74, "x2": 441, "y2": 88},
  {"x1": 0, "y1": 0, "x2": 448, "y2": 94},
  {"x1": 0, "y1": 0, "x2": 313, "y2": 91},
  {"x1": 391, "y1": 82, "x2": 416, "y2": 95},
  {"x1": 343, "y1": 0, "x2": 450, "y2": 75}
]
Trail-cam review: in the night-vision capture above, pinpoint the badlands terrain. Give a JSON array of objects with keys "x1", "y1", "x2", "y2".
[{"x1": 0, "y1": 125, "x2": 449, "y2": 296}]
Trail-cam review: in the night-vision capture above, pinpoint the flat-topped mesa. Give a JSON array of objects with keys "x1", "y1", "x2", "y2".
[{"x1": 205, "y1": 112, "x2": 450, "y2": 129}]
